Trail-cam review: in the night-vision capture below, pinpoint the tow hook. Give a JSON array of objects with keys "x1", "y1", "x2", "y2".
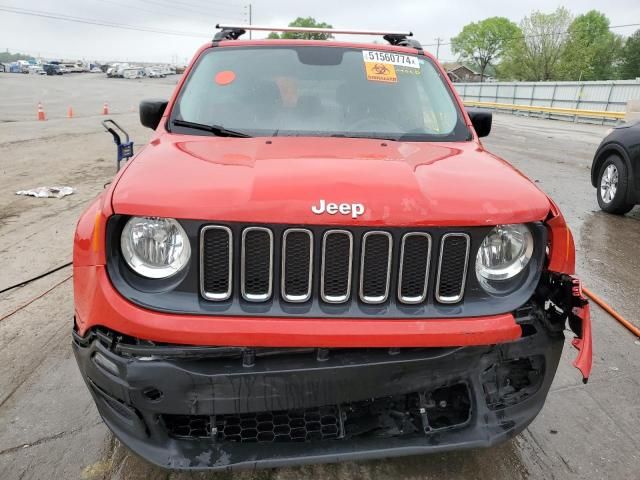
[{"x1": 569, "y1": 277, "x2": 592, "y2": 384}]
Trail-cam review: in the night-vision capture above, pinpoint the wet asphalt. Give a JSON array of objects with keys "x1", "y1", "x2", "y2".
[{"x1": 0, "y1": 74, "x2": 639, "y2": 479}]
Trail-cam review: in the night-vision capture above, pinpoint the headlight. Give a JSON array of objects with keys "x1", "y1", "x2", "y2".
[
  {"x1": 121, "y1": 217, "x2": 191, "y2": 279},
  {"x1": 476, "y1": 224, "x2": 533, "y2": 281}
]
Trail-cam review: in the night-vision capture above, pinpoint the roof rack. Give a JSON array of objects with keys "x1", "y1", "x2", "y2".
[{"x1": 213, "y1": 24, "x2": 421, "y2": 49}]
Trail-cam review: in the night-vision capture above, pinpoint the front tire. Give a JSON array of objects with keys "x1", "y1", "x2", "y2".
[{"x1": 597, "y1": 155, "x2": 634, "y2": 215}]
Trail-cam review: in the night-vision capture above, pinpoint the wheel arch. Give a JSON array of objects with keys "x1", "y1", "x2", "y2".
[{"x1": 591, "y1": 143, "x2": 633, "y2": 191}]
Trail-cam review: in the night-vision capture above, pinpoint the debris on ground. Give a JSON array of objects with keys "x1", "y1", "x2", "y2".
[{"x1": 15, "y1": 186, "x2": 75, "y2": 198}]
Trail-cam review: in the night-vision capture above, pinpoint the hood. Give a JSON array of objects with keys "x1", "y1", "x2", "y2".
[{"x1": 112, "y1": 135, "x2": 551, "y2": 227}]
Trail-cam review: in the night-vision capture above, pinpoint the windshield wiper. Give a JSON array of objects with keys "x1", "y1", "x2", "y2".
[
  {"x1": 330, "y1": 133, "x2": 399, "y2": 141},
  {"x1": 172, "y1": 119, "x2": 252, "y2": 138}
]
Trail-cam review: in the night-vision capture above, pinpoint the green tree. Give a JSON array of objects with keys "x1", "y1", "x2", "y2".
[
  {"x1": 502, "y1": 8, "x2": 572, "y2": 81},
  {"x1": 619, "y1": 29, "x2": 640, "y2": 79},
  {"x1": 268, "y1": 17, "x2": 333, "y2": 40},
  {"x1": 450, "y1": 17, "x2": 521, "y2": 82},
  {"x1": 0, "y1": 50, "x2": 34, "y2": 63},
  {"x1": 560, "y1": 11, "x2": 622, "y2": 80}
]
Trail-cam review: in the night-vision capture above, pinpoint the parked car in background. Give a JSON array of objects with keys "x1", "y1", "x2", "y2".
[
  {"x1": 0, "y1": 63, "x2": 5, "y2": 73},
  {"x1": 17, "y1": 60, "x2": 31, "y2": 73},
  {"x1": 163, "y1": 65, "x2": 177, "y2": 75},
  {"x1": 65, "y1": 63, "x2": 86, "y2": 73},
  {"x1": 43, "y1": 64, "x2": 62, "y2": 75},
  {"x1": 145, "y1": 67, "x2": 165, "y2": 78},
  {"x1": 122, "y1": 67, "x2": 145, "y2": 79},
  {"x1": 592, "y1": 121, "x2": 640, "y2": 214},
  {"x1": 27, "y1": 65, "x2": 45, "y2": 75},
  {"x1": 107, "y1": 63, "x2": 130, "y2": 78}
]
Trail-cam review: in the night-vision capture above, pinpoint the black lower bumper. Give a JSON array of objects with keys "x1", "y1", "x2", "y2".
[{"x1": 72, "y1": 308, "x2": 563, "y2": 471}]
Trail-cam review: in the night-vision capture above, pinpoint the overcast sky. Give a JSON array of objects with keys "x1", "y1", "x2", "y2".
[{"x1": 1, "y1": 0, "x2": 639, "y2": 63}]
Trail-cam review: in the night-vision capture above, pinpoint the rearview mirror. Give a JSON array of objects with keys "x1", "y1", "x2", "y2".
[
  {"x1": 139, "y1": 99, "x2": 168, "y2": 130},
  {"x1": 466, "y1": 108, "x2": 492, "y2": 138}
]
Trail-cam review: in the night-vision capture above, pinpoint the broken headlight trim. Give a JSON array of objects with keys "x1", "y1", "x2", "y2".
[
  {"x1": 121, "y1": 217, "x2": 191, "y2": 279},
  {"x1": 476, "y1": 224, "x2": 533, "y2": 282}
]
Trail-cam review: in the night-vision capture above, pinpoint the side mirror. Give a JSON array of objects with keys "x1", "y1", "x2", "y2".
[
  {"x1": 139, "y1": 99, "x2": 168, "y2": 130},
  {"x1": 466, "y1": 108, "x2": 492, "y2": 138}
]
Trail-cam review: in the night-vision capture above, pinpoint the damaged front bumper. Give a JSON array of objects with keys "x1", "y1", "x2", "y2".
[{"x1": 73, "y1": 302, "x2": 572, "y2": 471}]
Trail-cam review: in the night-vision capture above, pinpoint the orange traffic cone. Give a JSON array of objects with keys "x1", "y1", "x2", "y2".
[
  {"x1": 37, "y1": 102, "x2": 46, "y2": 121},
  {"x1": 67, "y1": 106, "x2": 74, "y2": 118},
  {"x1": 103, "y1": 102, "x2": 109, "y2": 115}
]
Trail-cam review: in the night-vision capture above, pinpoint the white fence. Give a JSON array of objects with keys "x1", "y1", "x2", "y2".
[{"x1": 454, "y1": 80, "x2": 640, "y2": 124}]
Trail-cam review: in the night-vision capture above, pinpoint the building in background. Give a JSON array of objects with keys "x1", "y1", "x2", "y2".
[{"x1": 443, "y1": 63, "x2": 492, "y2": 83}]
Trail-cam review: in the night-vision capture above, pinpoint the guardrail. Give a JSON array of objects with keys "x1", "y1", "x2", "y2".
[
  {"x1": 454, "y1": 80, "x2": 640, "y2": 124},
  {"x1": 464, "y1": 100, "x2": 625, "y2": 121}
]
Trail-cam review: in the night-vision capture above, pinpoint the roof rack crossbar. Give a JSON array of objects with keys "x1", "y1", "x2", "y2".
[{"x1": 215, "y1": 24, "x2": 412, "y2": 38}]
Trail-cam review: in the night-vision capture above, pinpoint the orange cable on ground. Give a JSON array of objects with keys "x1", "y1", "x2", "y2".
[
  {"x1": 582, "y1": 286, "x2": 640, "y2": 338},
  {"x1": 0, "y1": 275, "x2": 72, "y2": 323}
]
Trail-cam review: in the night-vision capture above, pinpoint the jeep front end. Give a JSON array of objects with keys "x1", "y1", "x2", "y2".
[{"x1": 72, "y1": 27, "x2": 592, "y2": 471}]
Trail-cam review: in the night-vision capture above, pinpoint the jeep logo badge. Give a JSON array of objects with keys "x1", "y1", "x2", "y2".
[{"x1": 311, "y1": 200, "x2": 365, "y2": 219}]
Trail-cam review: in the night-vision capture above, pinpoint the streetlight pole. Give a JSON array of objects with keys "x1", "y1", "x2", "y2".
[{"x1": 246, "y1": 4, "x2": 252, "y2": 39}]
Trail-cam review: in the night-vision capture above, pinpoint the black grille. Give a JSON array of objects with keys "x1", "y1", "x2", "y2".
[
  {"x1": 163, "y1": 414, "x2": 212, "y2": 438},
  {"x1": 217, "y1": 407, "x2": 340, "y2": 443},
  {"x1": 282, "y1": 230, "x2": 313, "y2": 301},
  {"x1": 360, "y1": 232, "x2": 392, "y2": 303},
  {"x1": 200, "y1": 225, "x2": 473, "y2": 306},
  {"x1": 399, "y1": 233, "x2": 431, "y2": 303},
  {"x1": 242, "y1": 228, "x2": 273, "y2": 301},
  {"x1": 321, "y1": 231, "x2": 353, "y2": 302},
  {"x1": 201, "y1": 227, "x2": 232, "y2": 300},
  {"x1": 163, "y1": 407, "x2": 339, "y2": 443},
  {"x1": 437, "y1": 234, "x2": 470, "y2": 303},
  {"x1": 162, "y1": 383, "x2": 471, "y2": 444}
]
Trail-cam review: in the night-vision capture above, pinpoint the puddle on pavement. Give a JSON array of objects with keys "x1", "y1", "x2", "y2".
[{"x1": 577, "y1": 210, "x2": 640, "y2": 315}]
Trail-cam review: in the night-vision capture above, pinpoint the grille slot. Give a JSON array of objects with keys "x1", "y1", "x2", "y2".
[
  {"x1": 359, "y1": 232, "x2": 392, "y2": 304},
  {"x1": 321, "y1": 230, "x2": 353, "y2": 304},
  {"x1": 241, "y1": 227, "x2": 274, "y2": 302},
  {"x1": 281, "y1": 229, "x2": 313, "y2": 302},
  {"x1": 200, "y1": 226, "x2": 233, "y2": 301},
  {"x1": 398, "y1": 233, "x2": 431, "y2": 304},
  {"x1": 436, "y1": 233, "x2": 470, "y2": 304}
]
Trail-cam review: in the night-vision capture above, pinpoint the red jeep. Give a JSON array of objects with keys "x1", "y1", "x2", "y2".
[{"x1": 73, "y1": 25, "x2": 592, "y2": 470}]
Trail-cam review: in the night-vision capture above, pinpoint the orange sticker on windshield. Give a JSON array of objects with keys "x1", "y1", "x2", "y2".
[
  {"x1": 364, "y1": 62, "x2": 397, "y2": 83},
  {"x1": 215, "y1": 70, "x2": 236, "y2": 85}
]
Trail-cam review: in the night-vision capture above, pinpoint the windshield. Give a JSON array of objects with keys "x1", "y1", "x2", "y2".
[{"x1": 170, "y1": 46, "x2": 470, "y2": 141}]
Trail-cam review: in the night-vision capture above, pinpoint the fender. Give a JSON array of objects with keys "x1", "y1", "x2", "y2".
[
  {"x1": 545, "y1": 199, "x2": 575, "y2": 275},
  {"x1": 73, "y1": 193, "x2": 109, "y2": 267}
]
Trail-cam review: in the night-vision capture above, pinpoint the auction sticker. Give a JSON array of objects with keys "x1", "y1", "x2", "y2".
[
  {"x1": 365, "y1": 62, "x2": 398, "y2": 83},
  {"x1": 362, "y1": 50, "x2": 420, "y2": 69},
  {"x1": 363, "y1": 50, "x2": 419, "y2": 83}
]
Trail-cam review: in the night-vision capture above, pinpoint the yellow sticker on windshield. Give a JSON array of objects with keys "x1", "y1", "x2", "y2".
[{"x1": 365, "y1": 62, "x2": 398, "y2": 83}]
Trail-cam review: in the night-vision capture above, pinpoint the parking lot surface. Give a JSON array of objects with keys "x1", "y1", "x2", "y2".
[{"x1": 1, "y1": 74, "x2": 639, "y2": 480}]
